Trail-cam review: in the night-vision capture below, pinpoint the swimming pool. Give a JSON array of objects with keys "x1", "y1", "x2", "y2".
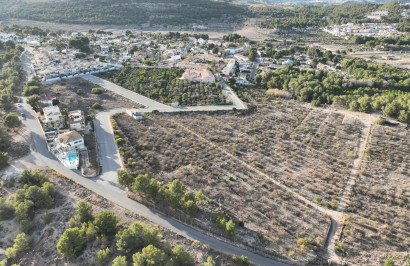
[{"x1": 68, "y1": 153, "x2": 77, "y2": 162}]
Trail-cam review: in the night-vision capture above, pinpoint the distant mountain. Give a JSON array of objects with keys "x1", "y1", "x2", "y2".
[{"x1": 247, "y1": 0, "x2": 401, "y2": 5}]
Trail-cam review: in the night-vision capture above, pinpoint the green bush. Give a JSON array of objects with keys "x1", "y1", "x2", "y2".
[
  {"x1": 19, "y1": 219, "x2": 34, "y2": 233},
  {"x1": 116, "y1": 221, "x2": 159, "y2": 254},
  {"x1": 20, "y1": 169, "x2": 48, "y2": 186},
  {"x1": 75, "y1": 200, "x2": 93, "y2": 223},
  {"x1": 169, "y1": 245, "x2": 194, "y2": 266},
  {"x1": 42, "y1": 212, "x2": 51, "y2": 224},
  {"x1": 385, "y1": 258, "x2": 395, "y2": 266},
  {"x1": 6, "y1": 233, "x2": 32, "y2": 259},
  {"x1": 112, "y1": 256, "x2": 128, "y2": 266},
  {"x1": 0, "y1": 152, "x2": 8, "y2": 169},
  {"x1": 96, "y1": 247, "x2": 111, "y2": 265},
  {"x1": 0, "y1": 197, "x2": 15, "y2": 220},
  {"x1": 57, "y1": 227, "x2": 86, "y2": 259},
  {"x1": 91, "y1": 88, "x2": 103, "y2": 94},
  {"x1": 132, "y1": 244, "x2": 167, "y2": 266},
  {"x1": 92, "y1": 102, "x2": 102, "y2": 109},
  {"x1": 213, "y1": 212, "x2": 235, "y2": 237},
  {"x1": 3, "y1": 113, "x2": 21, "y2": 128},
  {"x1": 93, "y1": 211, "x2": 120, "y2": 235}
]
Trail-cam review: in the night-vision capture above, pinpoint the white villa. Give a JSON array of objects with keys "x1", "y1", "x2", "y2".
[{"x1": 51, "y1": 131, "x2": 85, "y2": 170}]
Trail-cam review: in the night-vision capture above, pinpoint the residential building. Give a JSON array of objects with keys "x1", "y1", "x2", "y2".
[
  {"x1": 56, "y1": 131, "x2": 85, "y2": 151},
  {"x1": 43, "y1": 105, "x2": 62, "y2": 124},
  {"x1": 40, "y1": 96, "x2": 56, "y2": 106},
  {"x1": 234, "y1": 53, "x2": 249, "y2": 62},
  {"x1": 126, "y1": 109, "x2": 143, "y2": 120},
  {"x1": 68, "y1": 110, "x2": 86, "y2": 131},
  {"x1": 222, "y1": 59, "x2": 236, "y2": 76}
]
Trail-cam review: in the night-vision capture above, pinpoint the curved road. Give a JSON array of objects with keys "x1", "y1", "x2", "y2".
[{"x1": 20, "y1": 104, "x2": 286, "y2": 265}]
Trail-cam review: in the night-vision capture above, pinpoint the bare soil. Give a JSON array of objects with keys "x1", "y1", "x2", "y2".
[
  {"x1": 0, "y1": 169, "x2": 235, "y2": 265},
  {"x1": 42, "y1": 78, "x2": 141, "y2": 116},
  {"x1": 339, "y1": 124, "x2": 410, "y2": 265},
  {"x1": 113, "y1": 105, "x2": 334, "y2": 263}
]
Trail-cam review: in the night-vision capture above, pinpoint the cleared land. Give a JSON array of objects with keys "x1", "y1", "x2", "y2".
[
  {"x1": 339, "y1": 124, "x2": 410, "y2": 265},
  {"x1": 111, "y1": 89, "x2": 369, "y2": 263},
  {"x1": 0, "y1": 170, "x2": 232, "y2": 265},
  {"x1": 43, "y1": 78, "x2": 142, "y2": 115}
]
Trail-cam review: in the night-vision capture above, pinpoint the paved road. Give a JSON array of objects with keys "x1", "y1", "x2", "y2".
[
  {"x1": 20, "y1": 101, "x2": 287, "y2": 266},
  {"x1": 250, "y1": 57, "x2": 260, "y2": 80},
  {"x1": 82, "y1": 75, "x2": 247, "y2": 112}
]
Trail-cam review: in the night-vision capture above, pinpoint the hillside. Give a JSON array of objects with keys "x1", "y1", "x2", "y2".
[{"x1": 0, "y1": 0, "x2": 245, "y2": 27}]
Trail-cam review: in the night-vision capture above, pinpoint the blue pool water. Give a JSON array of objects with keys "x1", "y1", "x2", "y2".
[{"x1": 68, "y1": 153, "x2": 77, "y2": 162}]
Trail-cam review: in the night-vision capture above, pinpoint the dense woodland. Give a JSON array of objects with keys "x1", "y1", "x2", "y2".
[
  {"x1": 0, "y1": 41, "x2": 24, "y2": 169},
  {"x1": 98, "y1": 67, "x2": 230, "y2": 106},
  {"x1": 0, "y1": 0, "x2": 244, "y2": 26},
  {"x1": 252, "y1": 3, "x2": 409, "y2": 31},
  {"x1": 256, "y1": 59, "x2": 410, "y2": 123},
  {"x1": 350, "y1": 35, "x2": 410, "y2": 50}
]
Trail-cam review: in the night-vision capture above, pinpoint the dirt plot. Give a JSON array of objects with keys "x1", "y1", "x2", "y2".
[
  {"x1": 43, "y1": 78, "x2": 142, "y2": 115},
  {"x1": 340, "y1": 124, "x2": 410, "y2": 265},
  {"x1": 114, "y1": 110, "x2": 332, "y2": 263},
  {"x1": 0, "y1": 170, "x2": 232, "y2": 265}
]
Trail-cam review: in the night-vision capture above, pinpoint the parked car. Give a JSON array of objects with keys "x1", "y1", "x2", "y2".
[{"x1": 20, "y1": 112, "x2": 25, "y2": 117}]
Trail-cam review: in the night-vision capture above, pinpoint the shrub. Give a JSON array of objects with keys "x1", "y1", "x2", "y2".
[
  {"x1": 92, "y1": 102, "x2": 102, "y2": 109},
  {"x1": 96, "y1": 247, "x2": 111, "y2": 266},
  {"x1": 335, "y1": 241, "x2": 346, "y2": 253},
  {"x1": 376, "y1": 117, "x2": 386, "y2": 125},
  {"x1": 57, "y1": 227, "x2": 86, "y2": 259},
  {"x1": 75, "y1": 200, "x2": 93, "y2": 223},
  {"x1": 169, "y1": 245, "x2": 194, "y2": 266},
  {"x1": 93, "y1": 211, "x2": 120, "y2": 235},
  {"x1": 20, "y1": 169, "x2": 48, "y2": 186},
  {"x1": 240, "y1": 255, "x2": 248, "y2": 264},
  {"x1": 385, "y1": 258, "x2": 395, "y2": 266},
  {"x1": 0, "y1": 152, "x2": 8, "y2": 169},
  {"x1": 132, "y1": 244, "x2": 167, "y2": 266},
  {"x1": 183, "y1": 200, "x2": 199, "y2": 217},
  {"x1": 117, "y1": 170, "x2": 135, "y2": 188},
  {"x1": 15, "y1": 200, "x2": 35, "y2": 221},
  {"x1": 116, "y1": 222, "x2": 160, "y2": 254},
  {"x1": 42, "y1": 212, "x2": 51, "y2": 224},
  {"x1": 202, "y1": 257, "x2": 216, "y2": 266},
  {"x1": 3, "y1": 113, "x2": 21, "y2": 128},
  {"x1": 91, "y1": 88, "x2": 103, "y2": 94},
  {"x1": 19, "y1": 219, "x2": 34, "y2": 233},
  {"x1": 0, "y1": 197, "x2": 15, "y2": 220},
  {"x1": 112, "y1": 256, "x2": 128, "y2": 266},
  {"x1": 6, "y1": 233, "x2": 32, "y2": 259}
]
